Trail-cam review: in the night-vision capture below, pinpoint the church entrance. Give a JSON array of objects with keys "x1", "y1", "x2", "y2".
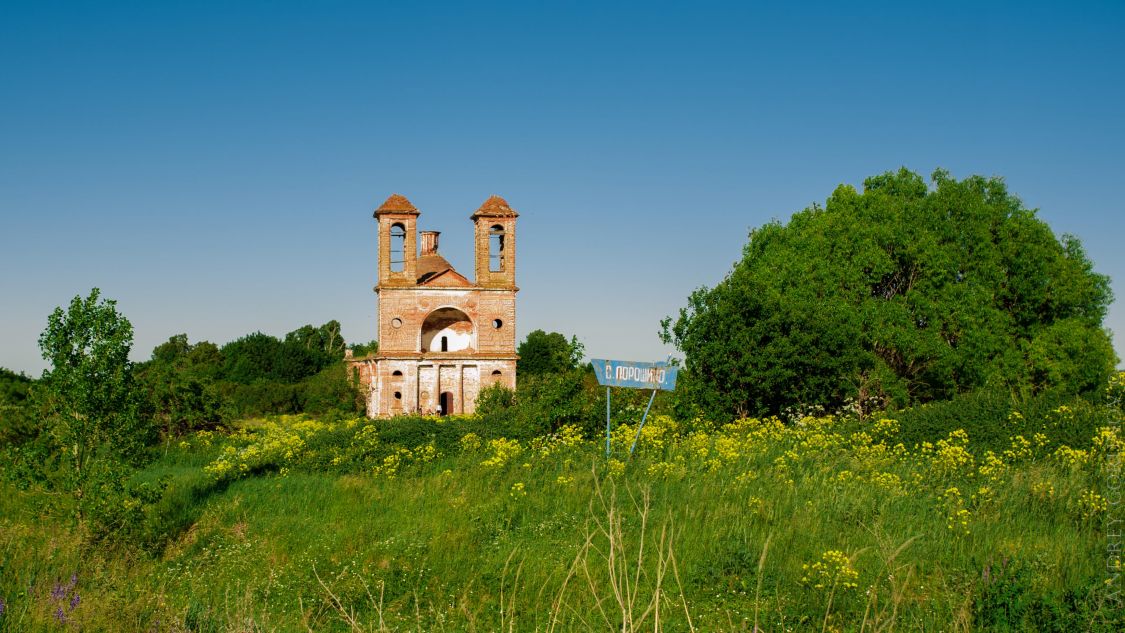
[{"x1": 439, "y1": 391, "x2": 453, "y2": 416}]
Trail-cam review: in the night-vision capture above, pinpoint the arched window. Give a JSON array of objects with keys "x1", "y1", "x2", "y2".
[
  {"x1": 390, "y1": 223, "x2": 406, "y2": 273},
  {"x1": 420, "y1": 308, "x2": 474, "y2": 352},
  {"x1": 392, "y1": 370, "x2": 403, "y2": 377},
  {"x1": 491, "y1": 370, "x2": 502, "y2": 376},
  {"x1": 489, "y1": 224, "x2": 505, "y2": 272}
]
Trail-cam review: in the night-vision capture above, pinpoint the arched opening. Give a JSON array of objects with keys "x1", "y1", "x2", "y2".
[
  {"x1": 491, "y1": 370, "x2": 502, "y2": 376},
  {"x1": 489, "y1": 224, "x2": 505, "y2": 272},
  {"x1": 439, "y1": 391, "x2": 454, "y2": 416},
  {"x1": 421, "y1": 308, "x2": 474, "y2": 352},
  {"x1": 389, "y1": 223, "x2": 406, "y2": 273},
  {"x1": 392, "y1": 370, "x2": 403, "y2": 377}
]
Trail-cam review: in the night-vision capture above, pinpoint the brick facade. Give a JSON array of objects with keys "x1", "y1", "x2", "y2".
[{"x1": 352, "y1": 194, "x2": 519, "y2": 417}]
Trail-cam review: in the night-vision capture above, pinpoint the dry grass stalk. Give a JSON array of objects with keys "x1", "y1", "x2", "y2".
[{"x1": 314, "y1": 566, "x2": 388, "y2": 633}]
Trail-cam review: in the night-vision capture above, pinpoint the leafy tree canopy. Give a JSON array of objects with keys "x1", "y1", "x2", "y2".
[
  {"x1": 517, "y1": 330, "x2": 585, "y2": 376},
  {"x1": 38, "y1": 288, "x2": 149, "y2": 455},
  {"x1": 285, "y1": 320, "x2": 346, "y2": 364},
  {"x1": 33, "y1": 289, "x2": 153, "y2": 519},
  {"x1": 135, "y1": 334, "x2": 223, "y2": 436},
  {"x1": 350, "y1": 340, "x2": 379, "y2": 358},
  {"x1": 0, "y1": 367, "x2": 32, "y2": 403},
  {"x1": 0, "y1": 367, "x2": 35, "y2": 445},
  {"x1": 221, "y1": 334, "x2": 306, "y2": 384},
  {"x1": 662, "y1": 168, "x2": 1116, "y2": 420},
  {"x1": 219, "y1": 321, "x2": 349, "y2": 385}
]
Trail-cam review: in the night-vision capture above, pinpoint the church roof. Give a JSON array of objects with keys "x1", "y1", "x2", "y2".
[
  {"x1": 374, "y1": 193, "x2": 420, "y2": 216},
  {"x1": 416, "y1": 253, "x2": 454, "y2": 281},
  {"x1": 416, "y1": 253, "x2": 470, "y2": 286},
  {"x1": 471, "y1": 195, "x2": 519, "y2": 219},
  {"x1": 419, "y1": 267, "x2": 472, "y2": 287}
]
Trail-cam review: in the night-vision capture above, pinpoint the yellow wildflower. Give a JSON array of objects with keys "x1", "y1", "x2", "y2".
[{"x1": 800, "y1": 550, "x2": 859, "y2": 591}]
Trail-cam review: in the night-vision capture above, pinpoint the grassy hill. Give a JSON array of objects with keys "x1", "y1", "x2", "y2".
[{"x1": 1, "y1": 402, "x2": 1121, "y2": 631}]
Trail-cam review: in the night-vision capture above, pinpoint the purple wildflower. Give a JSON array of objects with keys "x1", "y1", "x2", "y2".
[
  {"x1": 54, "y1": 606, "x2": 66, "y2": 624},
  {"x1": 50, "y1": 583, "x2": 66, "y2": 601},
  {"x1": 0, "y1": 596, "x2": 6, "y2": 616},
  {"x1": 67, "y1": 573, "x2": 78, "y2": 590},
  {"x1": 69, "y1": 594, "x2": 81, "y2": 609}
]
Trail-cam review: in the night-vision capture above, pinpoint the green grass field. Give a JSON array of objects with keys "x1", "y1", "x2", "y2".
[{"x1": 1, "y1": 407, "x2": 1121, "y2": 632}]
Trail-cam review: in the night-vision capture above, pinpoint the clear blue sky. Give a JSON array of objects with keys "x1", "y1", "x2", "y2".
[{"x1": 2, "y1": 0, "x2": 1123, "y2": 374}]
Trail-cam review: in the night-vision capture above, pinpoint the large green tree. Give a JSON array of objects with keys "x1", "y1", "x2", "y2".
[
  {"x1": 662, "y1": 169, "x2": 1116, "y2": 420},
  {"x1": 517, "y1": 329, "x2": 585, "y2": 376},
  {"x1": 220, "y1": 321, "x2": 346, "y2": 385},
  {"x1": 220, "y1": 332, "x2": 316, "y2": 384},
  {"x1": 285, "y1": 320, "x2": 346, "y2": 366},
  {"x1": 36, "y1": 289, "x2": 154, "y2": 517}
]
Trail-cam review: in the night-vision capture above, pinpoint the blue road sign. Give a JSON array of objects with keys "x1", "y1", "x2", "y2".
[{"x1": 590, "y1": 359, "x2": 678, "y2": 391}]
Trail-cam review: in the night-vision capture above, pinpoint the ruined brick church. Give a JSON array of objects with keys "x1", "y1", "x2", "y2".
[{"x1": 351, "y1": 194, "x2": 518, "y2": 417}]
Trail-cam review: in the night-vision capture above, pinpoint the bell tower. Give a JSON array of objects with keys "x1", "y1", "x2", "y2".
[
  {"x1": 374, "y1": 194, "x2": 419, "y2": 288},
  {"x1": 472, "y1": 195, "x2": 518, "y2": 289}
]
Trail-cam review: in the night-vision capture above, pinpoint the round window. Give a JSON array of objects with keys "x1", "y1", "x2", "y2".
[
  {"x1": 391, "y1": 317, "x2": 403, "y2": 328},
  {"x1": 492, "y1": 319, "x2": 503, "y2": 329}
]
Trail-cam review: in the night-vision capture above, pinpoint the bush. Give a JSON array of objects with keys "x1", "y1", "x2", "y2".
[
  {"x1": 476, "y1": 370, "x2": 597, "y2": 439},
  {"x1": 80, "y1": 461, "x2": 167, "y2": 545},
  {"x1": 299, "y1": 364, "x2": 363, "y2": 416},
  {"x1": 217, "y1": 381, "x2": 302, "y2": 419},
  {"x1": 0, "y1": 368, "x2": 36, "y2": 446},
  {"x1": 972, "y1": 558, "x2": 1108, "y2": 631},
  {"x1": 892, "y1": 388, "x2": 1113, "y2": 454},
  {"x1": 213, "y1": 364, "x2": 362, "y2": 420},
  {"x1": 476, "y1": 383, "x2": 516, "y2": 417},
  {"x1": 134, "y1": 336, "x2": 224, "y2": 438}
]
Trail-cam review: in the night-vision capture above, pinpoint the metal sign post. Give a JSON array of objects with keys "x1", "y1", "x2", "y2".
[
  {"x1": 591, "y1": 358, "x2": 678, "y2": 458},
  {"x1": 630, "y1": 388, "x2": 659, "y2": 456},
  {"x1": 605, "y1": 387, "x2": 611, "y2": 458}
]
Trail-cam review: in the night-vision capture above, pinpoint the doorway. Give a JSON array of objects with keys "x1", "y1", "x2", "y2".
[{"x1": 439, "y1": 391, "x2": 454, "y2": 416}]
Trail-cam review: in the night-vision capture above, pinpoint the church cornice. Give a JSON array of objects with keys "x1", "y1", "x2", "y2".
[
  {"x1": 374, "y1": 284, "x2": 519, "y2": 293},
  {"x1": 374, "y1": 351, "x2": 519, "y2": 361}
]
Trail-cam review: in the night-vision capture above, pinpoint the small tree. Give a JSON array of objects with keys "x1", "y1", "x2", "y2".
[
  {"x1": 517, "y1": 330, "x2": 585, "y2": 376},
  {"x1": 37, "y1": 289, "x2": 152, "y2": 516}
]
